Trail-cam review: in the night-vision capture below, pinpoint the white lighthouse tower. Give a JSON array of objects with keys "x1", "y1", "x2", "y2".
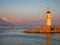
[{"x1": 46, "y1": 10, "x2": 51, "y2": 26}]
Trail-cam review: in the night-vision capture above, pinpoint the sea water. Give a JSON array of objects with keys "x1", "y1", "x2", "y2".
[{"x1": 0, "y1": 28, "x2": 60, "y2": 45}]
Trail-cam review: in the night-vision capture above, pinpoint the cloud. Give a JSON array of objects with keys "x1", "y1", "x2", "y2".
[{"x1": 11, "y1": 19, "x2": 21, "y2": 23}]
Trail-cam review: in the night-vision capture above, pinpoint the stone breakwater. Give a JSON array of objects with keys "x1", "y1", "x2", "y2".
[{"x1": 24, "y1": 26, "x2": 60, "y2": 33}]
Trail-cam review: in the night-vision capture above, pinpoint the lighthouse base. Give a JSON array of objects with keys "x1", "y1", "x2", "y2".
[{"x1": 24, "y1": 26, "x2": 60, "y2": 33}]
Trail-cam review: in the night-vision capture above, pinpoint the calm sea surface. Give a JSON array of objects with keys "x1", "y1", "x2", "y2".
[{"x1": 0, "y1": 28, "x2": 60, "y2": 45}]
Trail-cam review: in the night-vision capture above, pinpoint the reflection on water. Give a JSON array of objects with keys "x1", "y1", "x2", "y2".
[
  {"x1": 0, "y1": 29, "x2": 60, "y2": 45},
  {"x1": 46, "y1": 33, "x2": 52, "y2": 45}
]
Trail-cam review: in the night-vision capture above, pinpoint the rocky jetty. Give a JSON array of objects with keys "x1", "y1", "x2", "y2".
[{"x1": 24, "y1": 26, "x2": 60, "y2": 33}]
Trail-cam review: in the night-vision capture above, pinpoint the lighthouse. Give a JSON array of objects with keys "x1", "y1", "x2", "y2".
[{"x1": 46, "y1": 10, "x2": 51, "y2": 26}]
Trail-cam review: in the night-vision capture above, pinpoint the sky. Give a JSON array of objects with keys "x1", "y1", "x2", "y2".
[{"x1": 0, "y1": 0, "x2": 60, "y2": 26}]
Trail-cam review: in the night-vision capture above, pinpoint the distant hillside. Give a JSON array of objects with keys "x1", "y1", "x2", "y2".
[
  {"x1": 0, "y1": 18, "x2": 40, "y2": 28},
  {"x1": 0, "y1": 18, "x2": 14, "y2": 26}
]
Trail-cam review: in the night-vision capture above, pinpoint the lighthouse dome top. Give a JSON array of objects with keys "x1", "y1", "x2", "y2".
[{"x1": 47, "y1": 11, "x2": 51, "y2": 13}]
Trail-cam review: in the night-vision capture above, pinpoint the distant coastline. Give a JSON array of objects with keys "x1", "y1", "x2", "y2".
[{"x1": 0, "y1": 26, "x2": 32, "y2": 29}]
